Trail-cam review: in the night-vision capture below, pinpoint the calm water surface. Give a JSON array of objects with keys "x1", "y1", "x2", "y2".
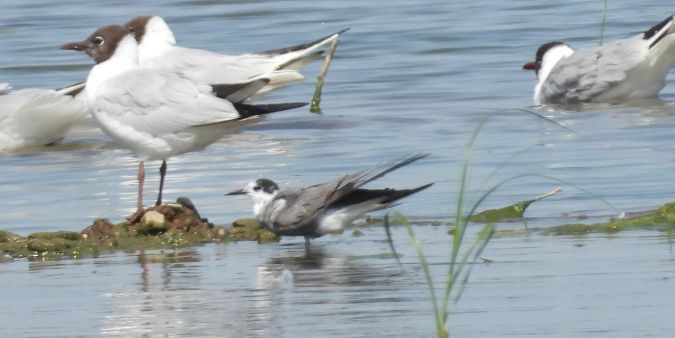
[{"x1": 1, "y1": 0, "x2": 675, "y2": 336}]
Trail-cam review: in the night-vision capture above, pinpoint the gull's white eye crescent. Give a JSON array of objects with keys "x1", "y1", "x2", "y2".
[{"x1": 93, "y1": 36, "x2": 104, "y2": 45}]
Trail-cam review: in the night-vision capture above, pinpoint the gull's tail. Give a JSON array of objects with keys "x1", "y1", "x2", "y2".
[
  {"x1": 257, "y1": 28, "x2": 350, "y2": 70},
  {"x1": 55, "y1": 82, "x2": 86, "y2": 97},
  {"x1": 251, "y1": 28, "x2": 349, "y2": 94},
  {"x1": 644, "y1": 14, "x2": 675, "y2": 49}
]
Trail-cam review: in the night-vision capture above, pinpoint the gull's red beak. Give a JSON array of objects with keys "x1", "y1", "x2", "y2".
[
  {"x1": 60, "y1": 41, "x2": 89, "y2": 51},
  {"x1": 522, "y1": 61, "x2": 541, "y2": 71}
]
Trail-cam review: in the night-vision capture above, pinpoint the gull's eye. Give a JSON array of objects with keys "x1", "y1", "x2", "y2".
[
  {"x1": 128, "y1": 27, "x2": 135, "y2": 33},
  {"x1": 93, "y1": 36, "x2": 104, "y2": 45},
  {"x1": 253, "y1": 186, "x2": 262, "y2": 191}
]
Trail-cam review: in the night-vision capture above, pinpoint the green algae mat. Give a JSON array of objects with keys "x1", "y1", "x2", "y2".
[{"x1": 3, "y1": 194, "x2": 675, "y2": 262}]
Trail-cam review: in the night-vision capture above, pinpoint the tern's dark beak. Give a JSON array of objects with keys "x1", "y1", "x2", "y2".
[
  {"x1": 522, "y1": 61, "x2": 541, "y2": 71},
  {"x1": 60, "y1": 41, "x2": 91, "y2": 52},
  {"x1": 225, "y1": 189, "x2": 246, "y2": 196}
]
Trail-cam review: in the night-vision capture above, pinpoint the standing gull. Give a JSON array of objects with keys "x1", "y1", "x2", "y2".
[
  {"x1": 61, "y1": 25, "x2": 305, "y2": 222},
  {"x1": 226, "y1": 154, "x2": 433, "y2": 252},
  {"x1": 523, "y1": 14, "x2": 675, "y2": 105},
  {"x1": 123, "y1": 16, "x2": 348, "y2": 98}
]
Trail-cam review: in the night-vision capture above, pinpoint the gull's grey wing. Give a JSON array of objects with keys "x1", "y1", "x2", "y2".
[
  {"x1": 541, "y1": 34, "x2": 650, "y2": 103},
  {"x1": 146, "y1": 46, "x2": 280, "y2": 85},
  {"x1": 94, "y1": 69, "x2": 241, "y2": 135}
]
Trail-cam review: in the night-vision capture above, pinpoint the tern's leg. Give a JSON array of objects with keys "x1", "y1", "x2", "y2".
[
  {"x1": 304, "y1": 237, "x2": 311, "y2": 256},
  {"x1": 155, "y1": 160, "x2": 167, "y2": 206},
  {"x1": 127, "y1": 160, "x2": 146, "y2": 223}
]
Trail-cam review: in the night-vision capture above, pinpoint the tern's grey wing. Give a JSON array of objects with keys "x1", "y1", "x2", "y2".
[
  {"x1": 94, "y1": 69, "x2": 241, "y2": 135},
  {"x1": 337, "y1": 153, "x2": 430, "y2": 191},
  {"x1": 542, "y1": 35, "x2": 649, "y2": 103},
  {"x1": 263, "y1": 179, "x2": 348, "y2": 233},
  {"x1": 263, "y1": 153, "x2": 429, "y2": 233}
]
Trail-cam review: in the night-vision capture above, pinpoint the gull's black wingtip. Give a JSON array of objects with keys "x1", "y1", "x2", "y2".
[
  {"x1": 234, "y1": 102, "x2": 308, "y2": 118},
  {"x1": 644, "y1": 14, "x2": 675, "y2": 48},
  {"x1": 336, "y1": 27, "x2": 351, "y2": 35}
]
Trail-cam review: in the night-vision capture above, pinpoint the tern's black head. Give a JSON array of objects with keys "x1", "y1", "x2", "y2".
[
  {"x1": 253, "y1": 178, "x2": 280, "y2": 195},
  {"x1": 523, "y1": 41, "x2": 566, "y2": 72},
  {"x1": 61, "y1": 25, "x2": 131, "y2": 64},
  {"x1": 124, "y1": 15, "x2": 153, "y2": 43},
  {"x1": 225, "y1": 178, "x2": 280, "y2": 196}
]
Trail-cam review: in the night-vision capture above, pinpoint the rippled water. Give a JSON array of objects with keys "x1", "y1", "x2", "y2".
[{"x1": 2, "y1": 0, "x2": 675, "y2": 336}]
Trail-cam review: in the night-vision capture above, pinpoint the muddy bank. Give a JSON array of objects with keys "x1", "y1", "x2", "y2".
[
  {"x1": 4, "y1": 198, "x2": 675, "y2": 262},
  {"x1": 0, "y1": 200, "x2": 277, "y2": 261}
]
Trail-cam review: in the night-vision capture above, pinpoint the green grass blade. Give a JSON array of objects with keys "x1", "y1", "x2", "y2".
[
  {"x1": 599, "y1": 0, "x2": 608, "y2": 45},
  {"x1": 393, "y1": 213, "x2": 444, "y2": 334},
  {"x1": 453, "y1": 224, "x2": 495, "y2": 303},
  {"x1": 383, "y1": 214, "x2": 405, "y2": 270}
]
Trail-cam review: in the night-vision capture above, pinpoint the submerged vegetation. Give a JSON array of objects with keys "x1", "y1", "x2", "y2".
[
  {"x1": 3, "y1": 185, "x2": 675, "y2": 264},
  {"x1": 514, "y1": 201, "x2": 675, "y2": 236}
]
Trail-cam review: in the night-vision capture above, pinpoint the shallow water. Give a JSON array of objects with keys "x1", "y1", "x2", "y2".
[{"x1": 2, "y1": 0, "x2": 675, "y2": 336}]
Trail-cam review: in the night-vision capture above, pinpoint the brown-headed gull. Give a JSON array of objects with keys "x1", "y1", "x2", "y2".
[
  {"x1": 123, "y1": 15, "x2": 348, "y2": 98},
  {"x1": 523, "y1": 14, "x2": 675, "y2": 105},
  {"x1": 62, "y1": 25, "x2": 306, "y2": 222}
]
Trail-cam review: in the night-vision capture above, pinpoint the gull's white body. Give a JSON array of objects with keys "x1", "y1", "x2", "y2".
[
  {"x1": 135, "y1": 17, "x2": 342, "y2": 97},
  {"x1": 0, "y1": 84, "x2": 87, "y2": 152},
  {"x1": 86, "y1": 34, "x2": 251, "y2": 160},
  {"x1": 0, "y1": 83, "x2": 11, "y2": 94},
  {"x1": 531, "y1": 15, "x2": 675, "y2": 105}
]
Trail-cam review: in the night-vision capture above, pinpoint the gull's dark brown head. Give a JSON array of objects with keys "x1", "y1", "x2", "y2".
[
  {"x1": 523, "y1": 41, "x2": 566, "y2": 72},
  {"x1": 123, "y1": 16, "x2": 153, "y2": 43},
  {"x1": 61, "y1": 25, "x2": 131, "y2": 64}
]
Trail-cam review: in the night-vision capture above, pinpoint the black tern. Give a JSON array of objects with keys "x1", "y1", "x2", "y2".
[{"x1": 227, "y1": 153, "x2": 433, "y2": 252}]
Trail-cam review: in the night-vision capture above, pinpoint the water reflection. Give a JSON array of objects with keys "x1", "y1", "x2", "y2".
[{"x1": 100, "y1": 249, "x2": 202, "y2": 336}]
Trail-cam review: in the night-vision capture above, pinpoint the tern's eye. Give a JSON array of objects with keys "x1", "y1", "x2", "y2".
[
  {"x1": 93, "y1": 36, "x2": 104, "y2": 45},
  {"x1": 253, "y1": 186, "x2": 262, "y2": 191}
]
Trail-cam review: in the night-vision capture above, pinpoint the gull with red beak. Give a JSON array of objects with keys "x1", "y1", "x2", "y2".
[
  {"x1": 61, "y1": 25, "x2": 306, "y2": 222},
  {"x1": 122, "y1": 16, "x2": 348, "y2": 98},
  {"x1": 523, "y1": 14, "x2": 675, "y2": 105}
]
